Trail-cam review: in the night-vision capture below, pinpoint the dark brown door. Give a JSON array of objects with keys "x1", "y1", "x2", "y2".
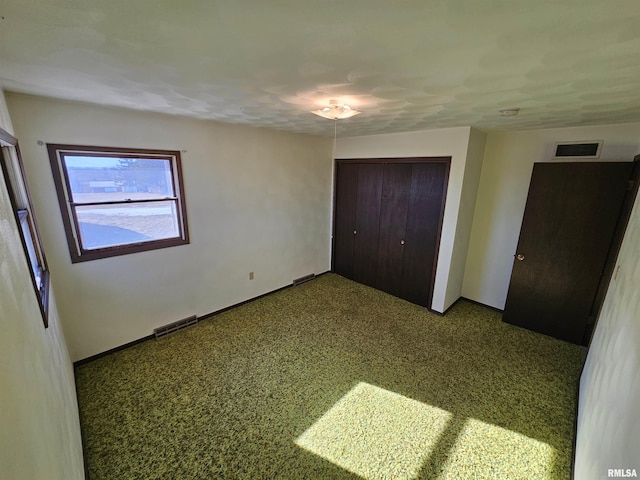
[
  {"x1": 352, "y1": 164, "x2": 383, "y2": 287},
  {"x1": 333, "y1": 163, "x2": 358, "y2": 278},
  {"x1": 400, "y1": 163, "x2": 449, "y2": 307},
  {"x1": 503, "y1": 162, "x2": 633, "y2": 344},
  {"x1": 375, "y1": 164, "x2": 412, "y2": 296}
]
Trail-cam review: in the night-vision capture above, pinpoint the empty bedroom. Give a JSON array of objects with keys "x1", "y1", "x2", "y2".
[{"x1": 1, "y1": 1, "x2": 639, "y2": 479}]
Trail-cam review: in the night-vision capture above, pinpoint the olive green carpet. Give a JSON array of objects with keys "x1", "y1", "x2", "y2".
[{"x1": 75, "y1": 273, "x2": 584, "y2": 479}]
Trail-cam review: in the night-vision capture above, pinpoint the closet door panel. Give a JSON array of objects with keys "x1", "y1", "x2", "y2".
[
  {"x1": 401, "y1": 163, "x2": 448, "y2": 307},
  {"x1": 375, "y1": 164, "x2": 412, "y2": 296},
  {"x1": 353, "y1": 164, "x2": 383, "y2": 287},
  {"x1": 333, "y1": 163, "x2": 358, "y2": 278}
]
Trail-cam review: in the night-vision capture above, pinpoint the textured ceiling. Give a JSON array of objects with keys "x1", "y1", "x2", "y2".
[{"x1": 1, "y1": 0, "x2": 639, "y2": 137}]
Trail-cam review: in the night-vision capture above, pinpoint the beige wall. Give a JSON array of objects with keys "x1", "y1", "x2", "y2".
[
  {"x1": 446, "y1": 127, "x2": 487, "y2": 307},
  {"x1": 575, "y1": 184, "x2": 640, "y2": 478},
  {"x1": 0, "y1": 89, "x2": 14, "y2": 135},
  {"x1": 0, "y1": 91, "x2": 85, "y2": 479},
  {"x1": 7, "y1": 93, "x2": 333, "y2": 361},
  {"x1": 335, "y1": 126, "x2": 484, "y2": 312},
  {"x1": 463, "y1": 123, "x2": 640, "y2": 309}
]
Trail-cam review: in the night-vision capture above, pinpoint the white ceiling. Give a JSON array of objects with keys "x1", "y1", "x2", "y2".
[{"x1": 1, "y1": 0, "x2": 639, "y2": 137}]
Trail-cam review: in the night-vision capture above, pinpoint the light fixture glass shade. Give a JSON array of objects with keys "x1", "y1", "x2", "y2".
[{"x1": 311, "y1": 102, "x2": 362, "y2": 120}]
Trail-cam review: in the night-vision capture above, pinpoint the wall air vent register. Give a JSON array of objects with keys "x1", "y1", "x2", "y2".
[{"x1": 553, "y1": 141, "x2": 603, "y2": 159}]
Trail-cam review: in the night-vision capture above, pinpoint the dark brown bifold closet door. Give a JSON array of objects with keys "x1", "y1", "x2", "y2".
[
  {"x1": 400, "y1": 162, "x2": 449, "y2": 307},
  {"x1": 375, "y1": 164, "x2": 413, "y2": 297},
  {"x1": 352, "y1": 164, "x2": 384, "y2": 288},
  {"x1": 333, "y1": 158, "x2": 449, "y2": 309},
  {"x1": 333, "y1": 163, "x2": 358, "y2": 279},
  {"x1": 333, "y1": 163, "x2": 384, "y2": 288}
]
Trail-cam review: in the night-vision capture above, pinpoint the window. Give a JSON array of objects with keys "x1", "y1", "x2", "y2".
[
  {"x1": 47, "y1": 144, "x2": 189, "y2": 263},
  {"x1": 0, "y1": 127, "x2": 50, "y2": 326}
]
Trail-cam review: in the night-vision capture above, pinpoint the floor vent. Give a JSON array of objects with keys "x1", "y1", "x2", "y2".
[
  {"x1": 293, "y1": 273, "x2": 315, "y2": 286},
  {"x1": 153, "y1": 315, "x2": 198, "y2": 339}
]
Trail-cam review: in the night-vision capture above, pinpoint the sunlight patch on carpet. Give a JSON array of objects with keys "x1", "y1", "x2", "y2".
[
  {"x1": 296, "y1": 382, "x2": 451, "y2": 480},
  {"x1": 440, "y1": 417, "x2": 558, "y2": 479}
]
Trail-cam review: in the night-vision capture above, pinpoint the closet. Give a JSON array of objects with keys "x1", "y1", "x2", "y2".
[{"x1": 333, "y1": 157, "x2": 450, "y2": 308}]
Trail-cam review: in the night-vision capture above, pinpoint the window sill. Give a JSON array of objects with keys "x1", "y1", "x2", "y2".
[{"x1": 70, "y1": 236, "x2": 190, "y2": 263}]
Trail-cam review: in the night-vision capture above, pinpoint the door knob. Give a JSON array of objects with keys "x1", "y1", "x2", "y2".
[
  {"x1": 353, "y1": 230, "x2": 357, "y2": 235},
  {"x1": 400, "y1": 239, "x2": 405, "y2": 245},
  {"x1": 516, "y1": 253, "x2": 525, "y2": 261}
]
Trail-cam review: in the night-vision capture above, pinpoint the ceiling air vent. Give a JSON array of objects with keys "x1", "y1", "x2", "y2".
[{"x1": 553, "y1": 140, "x2": 603, "y2": 159}]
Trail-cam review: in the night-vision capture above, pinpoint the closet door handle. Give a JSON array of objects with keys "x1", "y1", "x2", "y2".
[
  {"x1": 400, "y1": 239, "x2": 405, "y2": 245},
  {"x1": 353, "y1": 230, "x2": 357, "y2": 235}
]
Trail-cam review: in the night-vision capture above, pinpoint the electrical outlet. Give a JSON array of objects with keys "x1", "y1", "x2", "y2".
[{"x1": 249, "y1": 272, "x2": 254, "y2": 280}]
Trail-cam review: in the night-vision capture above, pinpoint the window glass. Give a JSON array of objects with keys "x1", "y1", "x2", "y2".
[
  {"x1": 76, "y1": 201, "x2": 179, "y2": 250},
  {"x1": 64, "y1": 156, "x2": 175, "y2": 202},
  {"x1": 18, "y1": 210, "x2": 43, "y2": 288}
]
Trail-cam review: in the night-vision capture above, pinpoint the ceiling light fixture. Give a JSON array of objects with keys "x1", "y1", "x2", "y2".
[
  {"x1": 499, "y1": 108, "x2": 520, "y2": 117},
  {"x1": 311, "y1": 100, "x2": 362, "y2": 120},
  {"x1": 310, "y1": 100, "x2": 362, "y2": 160}
]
